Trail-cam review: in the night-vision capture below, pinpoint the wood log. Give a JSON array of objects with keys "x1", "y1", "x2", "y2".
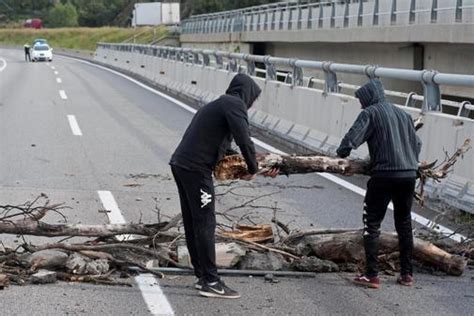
[
  {"x1": 214, "y1": 138, "x2": 471, "y2": 181},
  {"x1": 289, "y1": 231, "x2": 467, "y2": 276},
  {"x1": 0, "y1": 220, "x2": 169, "y2": 237}
]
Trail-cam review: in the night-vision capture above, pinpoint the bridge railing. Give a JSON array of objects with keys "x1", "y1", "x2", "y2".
[
  {"x1": 97, "y1": 42, "x2": 474, "y2": 117},
  {"x1": 181, "y1": 0, "x2": 474, "y2": 34}
]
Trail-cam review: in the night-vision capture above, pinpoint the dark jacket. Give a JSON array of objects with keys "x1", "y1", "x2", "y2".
[
  {"x1": 170, "y1": 74, "x2": 260, "y2": 174},
  {"x1": 336, "y1": 79, "x2": 422, "y2": 177}
]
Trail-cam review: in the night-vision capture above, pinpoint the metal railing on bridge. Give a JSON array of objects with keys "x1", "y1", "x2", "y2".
[
  {"x1": 97, "y1": 43, "x2": 474, "y2": 117},
  {"x1": 181, "y1": 0, "x2": 474, "y2": 34}
]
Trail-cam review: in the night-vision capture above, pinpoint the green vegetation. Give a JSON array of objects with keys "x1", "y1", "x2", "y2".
[
  {"x1": 46, "y1": 2, "x2": 79, "y2": 28},
  {"x1": 0, "y1": 26, "x2": 167, "y2": 52},
  {"x1": 0, "y1": 0, "x2": 284, "y2": 27}
]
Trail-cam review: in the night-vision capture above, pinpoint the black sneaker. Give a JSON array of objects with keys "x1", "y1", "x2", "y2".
[
  {"x1": 199, "y1": 280, "x2": 241, "y2": 299},
  {"x1": 194, "y1": 278, "x2": 205, "y2": 290}
]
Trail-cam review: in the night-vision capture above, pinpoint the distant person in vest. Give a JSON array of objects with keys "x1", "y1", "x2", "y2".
[
  {"x1": 336, "y1": 79, "x2": 422, "y2": 289},
  {"x1": 170, "y1": 74, "x2": 278, "y2": 299},
  {"x1": 24, "y1": 43, "x2": 31, "y2": 62}
]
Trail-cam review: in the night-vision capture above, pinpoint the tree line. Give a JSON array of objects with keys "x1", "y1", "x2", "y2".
[{"x1": 0, "y1": 0, "x2": 282, "y2": 28}]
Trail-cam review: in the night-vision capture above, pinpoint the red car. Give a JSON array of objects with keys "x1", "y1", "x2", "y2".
[{"x1": 24, "y1": 19, "x2": 43, "y2": 29}]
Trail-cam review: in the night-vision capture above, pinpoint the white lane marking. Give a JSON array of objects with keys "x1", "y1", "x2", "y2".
[
  {"x1": 62, "y1": 56, "x2": 468, "y2": 243},
  {"x1": 57, "y1": 77, "x2": 62, "y2": 83},
  {"x1": 54, "y1": 71, "x2": 59, "y2": 75},
  {"x1": 59, "y1": 90, "x2": 68, "y2": 99},
  {"x1": 67, "y1": 115, "x2": 82, "y2": 136},
  {"x1": 51, "y1": 66, "x2": 56, "y2": 70},
  {"x1": 0, "y1": 58, "x2": 7, "y2": 72},
  {"x1": 97, "y1": 191, "x2": 175, "y2": 315},
  {"x1": 46, "y1": 63, "x2": 50, "y2": 66}
]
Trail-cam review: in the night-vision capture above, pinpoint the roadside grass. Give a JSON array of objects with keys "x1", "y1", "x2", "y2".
[{"x1": 0, "y1": 27, "x2": 168, "y2": 52}]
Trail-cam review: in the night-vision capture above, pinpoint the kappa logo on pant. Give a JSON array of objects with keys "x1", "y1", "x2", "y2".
[{"x1": 200, "y1": 189, "x2": 212, "y2": 208}]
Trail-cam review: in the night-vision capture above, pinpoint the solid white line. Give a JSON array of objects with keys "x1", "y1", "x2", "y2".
[
  {"x1": 56, "y1": 77, "x2": 62, "y2": 83},
  {"x1": 54, "y1": 71, "x2": 59, "y2": 75},
  {"x1": 67, "y1": 115, "x2": 82, "y2": 136},
  {"x1": 97, "y1": 191, "x2": 175, "y2": 315},
  {"x1": 64, "y1": 56, "x2": 467, "y2": 242},
  {"x1": 0, "y1": 58, "x2": 7, "y2": 72},
  {"x1": 59, "y1": 90, "x2": 68, "y2": 99}
]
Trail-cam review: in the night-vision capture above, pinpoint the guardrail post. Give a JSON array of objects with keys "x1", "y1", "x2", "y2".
[
  {"x1": 330, "y1": 2, "x2": 336, "y2": 28},
  {"x1": 257, "y1": 8, "x2": 262, "y2": 31},
  {"x1": 244, "y1": 55, "x2": 256, "y2": 76},
  {"x1": 457, "y1": 101, "x2": 472, "y2": 117},
  {"x1": 264, "y1": 9, "x2": 269, "y2": 31},
  {"x1": 373, "y1": 0, "x2": 379, "y2": 26},
  {"x1": 297, "y1": 4, "x2": 303, "y2": 30},
  {"x1": 409, "y1": 0, "x2": 416, "y2": 24},
  {"x1": 455, "y1": 0, "x2": 462, "y2": 22},
  {"x1": 271, "y1": 7, "x2": 277, "y2": 30},
  {"x1": 318, "y1": 4, "x2": 324, "y2": 28},
  {"x1": 391, "y1": 0, "x2": 397, "y2": 25},
  {"x1": 307, "y1": 5, "x2": 313, "y2": 29},
  {"x1": 202, "y1": 52, "x2": 210, "y2": 67},
  {"x1": 279, "y1": 6, "x2": 285, "y2": 30},
  {"x1": 431, "y1": 0, "x2": 438, "y2": 22},
  {"x1": 250, "y1": 12, "x2": 255, "y2": 31},
  {"x1": 323, "y1": 62, "x2": 338, "y2": 93},
  {"x1": 344, "y1": 1, "x2": 349, "y2": 28},
  {"x1": 358, "y1": 0, "x2": 363, "y2": 26},
  {"x1": 290, "y1": 59, "x2": 304, "y2": 87},
  {"x1": 421, "y1": 70, "x2": 442, "y2": 112},
  {"x1": 264, "y1": 56, "x2": 277, "y2": 80},
  {"x1": 289, "y1": 6, "x2": 294, "y2": 30},
  {"x1": 214, "y1": 52, "x2": 224, "y2": 69}
]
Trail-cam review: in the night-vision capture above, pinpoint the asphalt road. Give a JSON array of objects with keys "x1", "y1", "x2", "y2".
[{"x1": 0, "y1": 48, "x2": 472, "y2": 316}]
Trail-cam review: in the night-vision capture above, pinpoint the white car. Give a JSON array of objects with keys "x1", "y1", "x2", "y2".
[{"x1": 31, "y1": 44, "x2": 53, "y2": 62}]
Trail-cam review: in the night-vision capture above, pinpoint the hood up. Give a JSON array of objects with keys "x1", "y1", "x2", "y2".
[
  {"x1": 225, "y1": 74, "x2": 262, "y2": 109},
  {"x1": 354, "y1": 79, "x2": 386, "y2": 109}
]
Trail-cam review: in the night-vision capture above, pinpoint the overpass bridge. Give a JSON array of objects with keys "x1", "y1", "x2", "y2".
[
  {"x1": 94, "y1": 43, "x2": 474, "y2": 214},
  {"x1": 179, "y1": 0, "x2": 474, "y2": 98}
]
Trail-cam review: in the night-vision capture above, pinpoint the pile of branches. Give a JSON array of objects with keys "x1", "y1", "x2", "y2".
[{"x1": 0, "y1": 194, "x2": 471, "y2": 290}]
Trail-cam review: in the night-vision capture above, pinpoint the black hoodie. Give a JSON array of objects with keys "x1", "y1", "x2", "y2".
[
  {"x1": 337, "y1": 79, "x2": 422, "y2": 177},
  {"x1": 170, "y1": 74, "x2": 261, "y2": 174}
]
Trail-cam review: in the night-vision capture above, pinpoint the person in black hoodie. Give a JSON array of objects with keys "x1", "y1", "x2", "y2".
[
  {"x1": 170, "y1": 74, "x2": 277, "y2": 299},
  {"x1": 337, "y1": 79, "x2": 422, "y2": 289}
]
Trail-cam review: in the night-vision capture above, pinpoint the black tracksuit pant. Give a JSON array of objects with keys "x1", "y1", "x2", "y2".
[
  {"x1": 363, "y1": 176, "x2": 416, "y2": 277},
  {"x1": 171, "y1": 165, "x2": 219, "y2": 283}
]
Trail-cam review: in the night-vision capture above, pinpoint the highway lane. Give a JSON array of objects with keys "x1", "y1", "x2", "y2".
[{"x1": 0, "y1": 48, "x2": 472, "y2": 315}]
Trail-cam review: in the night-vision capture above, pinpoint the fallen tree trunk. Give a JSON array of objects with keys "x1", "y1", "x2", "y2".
[
  {"x1": 288, "y1": 231, "x2": 467, "y2": 276},
  {"x1": 214, "y1": 139, "x2": 471, "y2": 181}
]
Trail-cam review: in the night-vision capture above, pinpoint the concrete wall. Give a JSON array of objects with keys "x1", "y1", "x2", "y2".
[{"x1": 94, "y1": 47, "x2": 474, "y2": 212}]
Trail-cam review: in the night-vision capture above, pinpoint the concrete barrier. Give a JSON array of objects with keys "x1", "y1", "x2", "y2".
[{"x1": 94, "y1": 47, "x2": 474, "y2": 213}]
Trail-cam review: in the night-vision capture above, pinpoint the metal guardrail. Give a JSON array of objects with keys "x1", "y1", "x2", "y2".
[
  {"x1": 97, "y1": 43, "x2": 474, "y2": 116},
  {"x1": 181, "y1": 0, "x2": 474, "y2": 34}
]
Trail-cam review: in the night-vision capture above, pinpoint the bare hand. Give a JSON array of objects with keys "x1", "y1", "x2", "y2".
[
  {"x1": 259, "y1": 168, "x2": 280, "y2": 178},
  {"x1": 240, "y1": 173, "x2": 257, "y2": 181}
]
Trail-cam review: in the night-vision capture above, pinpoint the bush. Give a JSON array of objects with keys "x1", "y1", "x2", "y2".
[{"x1": 47, "y1": 2, "x2": 79, "y2": 28}]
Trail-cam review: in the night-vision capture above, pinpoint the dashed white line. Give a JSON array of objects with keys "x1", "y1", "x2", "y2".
[
  {"x1": 56, "y1": 77, "x2": 62, "y2": 83},
  {"x1": 67, "y1": 115, "x2": 82, "y2": 136},
  {"x1": 0, "y1": 58, "x2": 7, "y2": 72},
  {"x1": 51, "y1": 66, "x2": 55, "y2": 70},
  {"x1": 61, "y1": 55, "x2": 468, "y2": 243},
  {"x1": 59, "y1": 90, "x2": 68, "y2": 99},
  {"x1": 54, "y1": 71, "x2": 59, "y2": 75},
  {"x1": 97, "y1": 191, "x2": 175, "y2": 315}
]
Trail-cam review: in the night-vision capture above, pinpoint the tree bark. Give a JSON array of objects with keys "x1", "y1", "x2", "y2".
[
  {"x1": 214, "y1": 138, "x2": 471, "y2": 181},
  {"x1": 290, "y1": 231, "x2": 467, "y2": 276}
]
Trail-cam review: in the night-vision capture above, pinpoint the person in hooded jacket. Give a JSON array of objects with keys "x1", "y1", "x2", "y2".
[
  {"x1": 170, "y1": 74, "x2": 277, "y2": 299},
  {"x1": 337, "y1": 79, "x2": 422, "y2": 289}
]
